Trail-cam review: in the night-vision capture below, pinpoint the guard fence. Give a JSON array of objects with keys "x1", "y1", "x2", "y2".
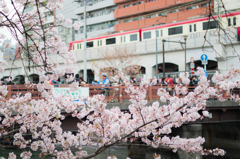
[{"x1": 5, "y1": 84, "x2": 239, "y2": 103}]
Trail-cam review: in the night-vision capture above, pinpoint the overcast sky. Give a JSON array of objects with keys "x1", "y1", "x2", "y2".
[{"x1": 0, "y1": 1, "x2": 17, "y2": 45}]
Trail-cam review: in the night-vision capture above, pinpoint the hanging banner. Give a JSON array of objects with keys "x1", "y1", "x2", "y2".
[{"x1": 52, "y1": 87, "x2": 89, "y2": 99}]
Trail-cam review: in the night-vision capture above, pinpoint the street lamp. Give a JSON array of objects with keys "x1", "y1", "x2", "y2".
[
  {"x1": 83, "y1": 0, "x2": 93, "y2": 82},
  {"x1": 83, "y1": 0, "x2": 87, "y2": 82},
  {"x1": 162, "y1": 37, "x2": 187, "y2": 78},
  {"x1": 183, "y1": 35, "x2": 188, "y2": 73}
]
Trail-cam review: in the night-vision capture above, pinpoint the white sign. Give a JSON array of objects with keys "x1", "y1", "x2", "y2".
[
  {"x1": 52, "y1": 87, "x2": 89, "y2": 99},
  {"x1": 202, "y1": 60, "x2": 208, "y2": 65},
  {"x1": 190, "y1": 63, "x2": 195, "y2": 68},
  {"x1": 190, "y1": 57, "x2": 194, "y2": 63}
]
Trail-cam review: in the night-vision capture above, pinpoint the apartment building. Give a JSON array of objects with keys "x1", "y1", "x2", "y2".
[
  {"x1": 114, "y1": 0, "x2": 214, "y2": 32},
  {"x1": 0, "y1": 39, "x2": 16, "y2": 61},
  {"x1": 74, "y1": 0, "x2": 118, "y2": 40},
  {"x1": 214, "y1": 0, "x2": 240, "y2": 13}
]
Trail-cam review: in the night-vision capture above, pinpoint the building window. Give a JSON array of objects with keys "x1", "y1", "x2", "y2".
[
  {"x1": 233, "y1": 17, "x2": 236, "y2": 26},
  {"x1": 143, "y1": 32, "x2": 151, "y2": 39},
  {"x1": 75, "y1": 30, "x2": 78, "y2": 34},
  {"x1": 168, "y1": 26, "x2": 183, "y2": 35},
  {"x1": 159, "y1": 12, "x2": 167, "y2": 16},
  {"x1": 161, "y1": 30, "x2": 163, "y2": 37},
  {"x1": 124, "y1": 4, "x2": 131, "y2": 8},
  {"x1": 87, "y1": 41, "x2": 94, "y2": 48},
  {"x1": 149, "y1": 0, "x2": 156, "y2": 2},
  {"x1": 73, "y1": 44, "x2": 75, "y2": 50},
  {"x1": 170, "y1": 10, "x2": 176, "y2": 13},
  {"x1": 203, "y1": 21, "x2": 218, "y2": 30},
  {"x1": 201, "y1": 3, "x2": 209, "y2": 7},
  {"x1": 124, "y1": 19, "x2": 132, "y2": 23},
  {"x1": 194, "y1": 24, "x2": 196, "y2": 32},
  {"x1": 134, "y1": 17, "x2": 141, "y2": 21},
  {"x1": 130, "y1": 34, "x2": 137, "y2": 41},
  {"x1": 77, "y1": 44, "x2": 79, "y2": 49},
  {"x1": 133, "y1": 2, "x2": 140, "y2": 5},
  {"x1": 150, "y1": 14, "x2": 156, "y2": 18},
  {"x1": 106, "y1": 38, "x2": 116, "y2": 45},
  {"x1": 189, "y1": 25, "x2": 192, "y2": 32},
  {"x1": 186, "y1": 6, "x2": 195, "y2": 10}
]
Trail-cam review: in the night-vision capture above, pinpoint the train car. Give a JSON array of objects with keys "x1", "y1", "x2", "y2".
[
  {"x1": 141, "y1": 11, "x2": 240, "y2": 41},
  {"x1": 69, "y1": 29, "x2": 141, "y2": 51},
  {"x1": 69, "y1": 11, "x2": 240, "y2": 51}
]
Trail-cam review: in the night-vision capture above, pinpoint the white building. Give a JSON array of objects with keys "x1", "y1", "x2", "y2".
[
  {"x1": 57, "y1": 0, "x2": 118, "y2": 46},
  {"x1": 214, "y1": 0, "x2": 240, "y2": 13}
]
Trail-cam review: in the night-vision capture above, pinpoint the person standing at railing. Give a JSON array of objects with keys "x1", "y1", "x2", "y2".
[
  {"x1": 165, "y1": 75, "x2": 174, "y2": 96},
  {"x1": 101, "y1": 74, "x2": 110, "y2": 96},
  {"x1": 161, "y1": 77, "x2": 167, "y2": 86},
  {"x1": 189, "y1": 76, "x2": 196, "y2": 92},
  {"x1": 49, "y1": 79, "x2": 59, "y2": 87},
  {"x1": 79, "y1": 77, "x2": 86, "y2": 87},
  {"x1": 75, "y1": 74, "x2": 81, "y2": 85}
]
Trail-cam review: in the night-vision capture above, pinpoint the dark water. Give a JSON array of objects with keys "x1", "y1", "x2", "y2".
[
  {"x1": 0, "y1": 146, "x2": 178, "y2": 159},
  {"x1": 0, "y1": 145, "x2": 239, "y2": 159},
  {"x1": 0, "y1": 122, "x2": 239, "y2": 159}
]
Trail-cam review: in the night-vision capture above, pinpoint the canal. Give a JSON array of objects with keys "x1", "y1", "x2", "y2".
[{"x1": 0, "y1": 122, "x2": 239, "y2": 159}]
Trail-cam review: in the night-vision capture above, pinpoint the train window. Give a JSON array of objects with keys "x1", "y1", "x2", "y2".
[
  {"x1": 106, "y1": 38, "x2": 116, "y2": 45},
  {"x1": 161, "y1": 30, "x2": 163, "y2": 37},
  {"x1": 77, "y1": 44, "x2": 79, "y2": 49},
  {"x1": 73, "y1": 44, "x2": 75, "y2": 50},
  {"x1": 203, "y1": 21, "x2": 218, "y2": 30},
  {"x1": 189, "y1": 25, "x2": 192, "y2": 32},
  {"x1": 100, "y1": 40, "x2": 102, "y2": 46},
  {"x1": 143, "y1": 32, "x2": 151, "y2": 39},
  {"x1": 130, "y1": 34, "x2": 138, "y2": 41},
  {"x1": 87, "y1": 41, "x2": 94, "y2": 48},
  {"x1": 228, "y1": 18, "x2": 231, "y2": 26},
  {"x1": 124, "y1": 36, "x2": 126, "y2": 42},
  {"x1": 168, "y1": 26, "x2": 183, "y2": 35},
  {"x1": 233, "y1": 17, "x2": 236, "y2": 26},
  {"x1": 194, "y1": 24, "x2": 196, "y2": 31},
  {"x1": 80, "y1": 43, "x2": 81, "y2": 49},
  {"x1": 98, "y1": 41, "x2": 99, "y2": 46}
]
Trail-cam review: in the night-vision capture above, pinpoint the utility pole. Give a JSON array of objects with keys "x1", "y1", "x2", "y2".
[
  {"x1": 155, "y1": 29, "x2": 158, "y2": 80},
  {"x1": 217, "y1": 0, "x2": 222, "y2": 28},
  {"x1": 162, "y1": 39, "x2": 165, "y2": 78},
  {"x1": 83, "y1": 0, "x2": 87, "y2": 82}
]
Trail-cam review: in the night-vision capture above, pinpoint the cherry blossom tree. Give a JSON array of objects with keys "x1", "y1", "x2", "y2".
[
  {"x1": 92, "y1": 46, "x2": 141, "y2": 82},
  {"x1": 0, "y1": 0, "x2": 238, "y2": 159}
]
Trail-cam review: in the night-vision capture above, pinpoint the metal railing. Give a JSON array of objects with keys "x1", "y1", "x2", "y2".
[{"x1": 5, "y1": 84, "x2": 238, "y2": 103}]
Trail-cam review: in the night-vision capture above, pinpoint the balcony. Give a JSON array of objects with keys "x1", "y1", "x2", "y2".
[
  {"x1": 114, "y1": 0, "x2": 199, "y2": 18},
  {"x1": 115, "y1": 8, "x2": 210, "y2": 31},
  {"x1": 75, "y1": 0, "x2": 115, "y2": 15},
  {"x1": 114, "y1": 0, "x2": 129, "y2": 4},
  {"x1": 44, "y1": 16, "x2": 54, "y2": 24},
  {"x1": 75, "y1": 26, "x2": 115, "y2": 40},
  {"x1": 86, "y1": 12, "x2": 115, "y2": 25}
]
